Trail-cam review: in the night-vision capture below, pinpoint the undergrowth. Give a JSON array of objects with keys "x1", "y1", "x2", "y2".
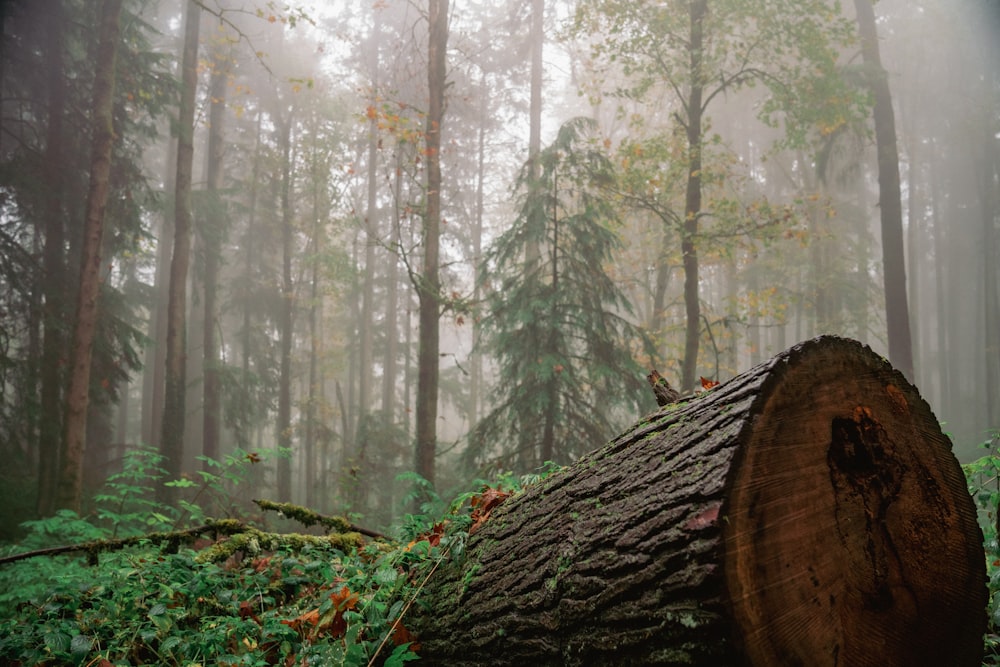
[
  {"x1": 964, "y1": 429, "x2": 1000, "y2": 665},
  {"x1": 0, "y1": 449, "x2": 561, "y2": 666},
  {"x1": 3, "y1": 435, "x2": 999, "y2": 665}
]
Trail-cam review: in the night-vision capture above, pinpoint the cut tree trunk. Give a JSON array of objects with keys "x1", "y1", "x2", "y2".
[{"x1": 412, "y1": 336, "x2": 985, "y2": 666}]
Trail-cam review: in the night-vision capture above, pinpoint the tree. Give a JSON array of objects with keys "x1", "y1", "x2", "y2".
[
  {"x1": 160, "y1": 0, "x2": 200, "y2": 502},
  {"x1": 573, "y1": 0, "x2": 860, "y2": 391},
  {"x1": 276, "y1": 106, "x2": 295, "y2": 503},
  {"x1": 54, "y1": 0, "x2": 124, "y2": 512},
  {"x1": 473, "y1": 118, "x2": 652, "y2": 470},
  {"x1": 201, "y1": 26, "x2": 232, "y2": 467},
  {"x1": 852, "y1": 0, "x2": 913, "y2": 379},
  {"x1": 36, "y1": 0, "x2": 69, "y2": 517},
  {"x1": 414, "y1": 0, "x2": 448, "y2": 487}
]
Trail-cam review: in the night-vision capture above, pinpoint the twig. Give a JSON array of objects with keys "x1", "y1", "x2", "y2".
[{"x1": 367, "y1": 543, "x2": 449, "y2": 666}]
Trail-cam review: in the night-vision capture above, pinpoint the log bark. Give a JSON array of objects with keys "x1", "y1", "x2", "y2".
[{"x1": 412, "y1": 336, "x2": 986, "y2": 666}]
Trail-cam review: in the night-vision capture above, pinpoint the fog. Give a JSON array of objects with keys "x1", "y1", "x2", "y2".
[{"x1": 0, "y1": 0, "x2": 997, "y2": 527}]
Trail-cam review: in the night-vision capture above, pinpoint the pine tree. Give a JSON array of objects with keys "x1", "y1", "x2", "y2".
[{"x1": 473, "y1": 118, "x2": 653, "y2": 471}]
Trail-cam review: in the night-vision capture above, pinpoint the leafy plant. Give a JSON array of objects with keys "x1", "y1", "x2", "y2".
[
  {"x1": 0, "y1": 455, "x2": 561, "y2": 665},
  {"x1": 963, "y1": 429, "x2": 1000, "y2": 663}
]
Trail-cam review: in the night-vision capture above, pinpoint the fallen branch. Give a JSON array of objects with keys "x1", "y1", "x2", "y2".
[
  {"x1": 0, "y1": 518, "x2": 248, "y2": 567},
  {"x1": 253, "y1": 499, "x2": 388, "y2": 540}
]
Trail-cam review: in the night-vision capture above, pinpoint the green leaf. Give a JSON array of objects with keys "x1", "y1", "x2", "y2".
[
  {"x1": 69, "y1": 633, "x2": 92, "y2": 655},
  {"x1": 43, "y1": 630, "x2": 71, "y2": 653},
  {"x1": 384, "y1": 643, "x2": 421, "y2": 666}
]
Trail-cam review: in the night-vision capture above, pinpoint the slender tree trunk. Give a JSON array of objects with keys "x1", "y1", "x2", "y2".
[
  {"x1": 160, "y1": 0, "x2": 200, "y2": 503},
  {"x1": 930, "y1": 161, "x2": 949, "y2": 415},
  {"x1": 853, "y1": 0, "x2": 913, "y2": 379},
  {"x1": 55, "y1": 0, "x2": 123, "y2": 512},
  {"x1": 305, "y1": 242, "x2": 319, "y2": 508},
  {"x1": 524, "y1": 0, "x2": 544, "y2": 270},
  {"x1": 415, "y1": 0, "x2": 448, "y2": 486},
  {"x1": 238, "y1": 112, "x2": 262, "y2": 450},
  {"x1": 142, "y1": 138, "x2": 175, "y2": 448},
  {"x1": 277, "y1": 112, "x2": 295, "y2": 502},
  {"x1": 360, "y1": 10, "x2": 380, "y2": 425},
  {"x1": 201, "y1": 39, "x2": 228, "y2": 468},
  {"x1": 383, "y1": 151, "x2": 402, "y2": 423},
  {"x1": 37, "y1": 0, "x2": 67, "y2": 517},
  {"x1": 680, "y1": 0, "x2": 706, "y2": 392},
  {"x1": 981, "y1": 132, "x2": 1000, "y2": 431},
  {"x1": 650, "y1": 224, "x2": 672, "y2": 364},
  {"x1": 469, "y1": 79, "x2": 487, "y2": 430},
  {"x1": 539, "y1": 184, "x2": 560, "y2": 465},
  {"x1": 305, "y1": 126, "x2": 324, "y2": 509}
]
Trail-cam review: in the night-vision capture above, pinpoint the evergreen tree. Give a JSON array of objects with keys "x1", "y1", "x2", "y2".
[{"x1": 473, "y1": 118, "x2": 653, "y2": 471}]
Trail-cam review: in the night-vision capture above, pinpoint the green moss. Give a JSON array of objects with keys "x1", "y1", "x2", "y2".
[{"x1": 194, "y1": 526, "x2": 363, "y2": 563}]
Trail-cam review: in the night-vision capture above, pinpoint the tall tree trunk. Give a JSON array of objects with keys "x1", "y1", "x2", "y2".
[
  {"x1": 383, "y1": 151, "x2": 403, "y2": 423},
  {"x1": 239, "y1": 112, "x2": 262, "y2": 450},
  {"x1": 359, "y1": 9, "x2": 380, "y2": 426},
  {"x1": 55, "y1": 0, "x2": 123, "y2": 512},
  {"x1": 37, "y1": 0, "x2": 67, "y2": 517},
  {"x1": 413, "y1": 337, "x2": 986, "y2": 666},
  {"x1": 930, "y1": 160, "x2": 949, "y2": 416},
  {"x1": 649, "y1": 222, "x2": 672, "y2": 360},
  {"x1": 415, "y1": 0, "x2": 448, "y2": 486},
  {"x1": 680, "y1": 0, "x2": 706, "y2": 392},
  {"x1": 201, "y1": 37, "x2": 228, "y2": 468},
  {"x1": 141, "y1": 138, "x2": 175, "y2": 449},
  {"x1": 524, "y1": 0, "x2": 544, "y2": 270},
  {"x1": 853, "y1": 0, "x2": 913, "y2": 380},
  {"x1": 276, "y1": 111, "x2": 294, "y2": 502},
  {"x1": 540, "y1": 193, "x2": 559, "y2": 464},
  {"x1": 160, "y1": 0, "x2": 200, "y2": 503},
  {"x1": 305, "y1": 237, "x2": 319, "y2": 508},
  {"x1": 468, "y1": 78, "x2": 487, "y2": 430},
  {"x1": 305, "y1": 125, "x2": 324, "y2": 509}
]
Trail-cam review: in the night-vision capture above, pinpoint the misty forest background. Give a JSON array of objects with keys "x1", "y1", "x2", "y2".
[{"x1": 0, "y1": 0, "x2": 997, "y2": 536}]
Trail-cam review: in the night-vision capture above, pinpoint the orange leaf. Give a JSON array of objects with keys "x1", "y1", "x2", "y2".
[
  {"x1": 366, "y1": 105, "x2": 377, "y2": 121},
  {"x1": 281, "y1": 608, "x2": 319, "y2": 637},
  {"x1": 392, "y1": 621, "x2": 420, "y2": 650},
  {"x1": 329, "y1": 585, "x2": 359, "y2": 612},
  {"x1": 469, "y1": 487, "x2": 511, "y2": 534}
]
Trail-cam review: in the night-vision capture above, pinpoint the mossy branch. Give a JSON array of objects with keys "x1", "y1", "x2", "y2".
[
  {"x1": 253, "y1": 499, "x2": 389, "y2": 540},
  {"x1": 0, "y1": 518, "x2": 248, "y2": 567}
]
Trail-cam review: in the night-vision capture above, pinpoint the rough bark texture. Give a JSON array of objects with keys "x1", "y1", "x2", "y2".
[
  {"x1": 37, "y1": 0, "x2": 67, "y2": 517},
  {"x1": 412, "y1": 336, "x2": 985, "y2": 666},
  {"x1": 56, "y1": 0, "x2": 123, "y2": 512}
]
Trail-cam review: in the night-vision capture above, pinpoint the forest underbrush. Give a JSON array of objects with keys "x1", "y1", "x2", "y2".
[{"x1": 0, "y1": 438, "x2": 997, "y2": 666}]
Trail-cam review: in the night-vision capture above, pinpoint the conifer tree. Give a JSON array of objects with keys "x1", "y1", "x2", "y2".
[{"x1": 473, "y1": 118, "x2": 653, "y2": 471}]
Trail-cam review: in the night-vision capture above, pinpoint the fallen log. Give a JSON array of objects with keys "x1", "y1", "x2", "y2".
[{"x1": 412, "y1": 336, "x2": 986, "y2": 666}]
